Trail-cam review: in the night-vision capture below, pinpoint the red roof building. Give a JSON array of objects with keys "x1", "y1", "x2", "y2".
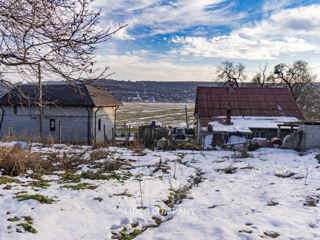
[{"x1": 194, "y1": 86, "x2": 304, "y2": 127}]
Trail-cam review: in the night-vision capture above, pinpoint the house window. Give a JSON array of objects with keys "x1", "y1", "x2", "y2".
[
  {"x1": 254, "y1": 131, "x2": 266, "y2": 138},
  {"x1": 98, "y1": 119, "x2": 101, "y2": 131},
  {"x1": 50, "y1": 119, "x2": 55, "y2": 131},
  {"x1": 14, "y1": 106, "x2": 17, "y2": 115}
]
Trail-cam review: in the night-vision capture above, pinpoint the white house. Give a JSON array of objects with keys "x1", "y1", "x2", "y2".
[{"x1": 0, "y1": 84, "x2": 122, "y2": 144}]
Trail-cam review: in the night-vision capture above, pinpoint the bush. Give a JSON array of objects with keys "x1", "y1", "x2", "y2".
[{"x1": 0, "y1": 145, "x2": 41, "y2": 176}]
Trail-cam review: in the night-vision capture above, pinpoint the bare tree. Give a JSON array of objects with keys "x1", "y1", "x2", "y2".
[
  {"x1": 0, "y1": 0, "x2": 126, "y2": 88},
  {"x1": 273, "y1": 60, "x2": 316, "y2": 99},
  {"x1": 0, "y1": 0, "x2": 126, "y2": 138},
  {"x1": 296, "y1": 83, "x2": 320, "y2": 121},
  {"x1": 304, "y1": 162, "x2": 313, "y2": 185},
  {"x1": 251, "y1": 64, "x2": 271, "y2": 87},
  {"x1": 216, "y1": 61, "x2": 245, "y2": 87}
]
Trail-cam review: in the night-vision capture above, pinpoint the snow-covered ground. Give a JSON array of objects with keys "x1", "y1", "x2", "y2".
[{"x1": 0, "y1": 142, "x2": 320, "y2": 239}]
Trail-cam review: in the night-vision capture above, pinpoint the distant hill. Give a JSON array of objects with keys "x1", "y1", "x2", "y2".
[
  {"x1": 94, "y1": 79, "x2": 320, "y2": 120},
  {"x1": 94, "y1": 79, "x2": 225, "y2": 103},
  {"x1": 1, "y1": 80, "x2": 221, "y2": 103}
]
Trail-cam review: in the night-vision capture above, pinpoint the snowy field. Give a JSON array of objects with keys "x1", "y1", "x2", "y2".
[
  {"x1": 0, "y1": 142, "x2": 320, "y2": 239},
  {"x1": 116, "y1": 103, "x2": 195, "y2": 129}
]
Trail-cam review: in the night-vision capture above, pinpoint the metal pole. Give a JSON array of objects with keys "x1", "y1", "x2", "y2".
[
  {"x1": 277, "y1": 125, "x2": 281, "y2": 138},
  {"x1": 114, "y1": 106, "x2": 119, "y2": 140},
  {"x1": 185, "y1": 105, "x2": 189, "y2": 129},
  {"x1": 38, "y1": 64, "x2": 43, "y2": 139}
]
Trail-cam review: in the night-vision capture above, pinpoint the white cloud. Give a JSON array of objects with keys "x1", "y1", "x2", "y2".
[
  {"x1": 262, "y1": 0, "x2": 292, "y2": 12},
  {"x1": 90, "y1": 2, "x2": 320, "y2": 81},
  {"x1": 112, "y1": 28, "x2": 135, "y2": 40},
  {"x1": 240, "y1": 4, "x2": 320, "y2": 38},
  {"x1": 95, "y1": 54, "x2": 217, "y2": 81},
  {"x1": 93, "y1": 0, "x2": 246, "y2": 37},
  {"x1": 171, "y1": 4, "x2": 320, "y2": 60},
  {"x1": 171, "y1": 35, "x2": 316, "y2": 60}
]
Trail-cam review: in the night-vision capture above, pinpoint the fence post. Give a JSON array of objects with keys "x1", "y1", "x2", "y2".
[
  {"x1": 128, "y1": 125, "x2": 131, "y2": 145},
  {"x1": 112, "y1": 128, "x2": 114, "y2": 145},
  {"x1": 103, "y1": 125, "x2": 106, "y2": 145},
  {"x1": 59, "y1": 120, "x2": 61, "y2": 143}
]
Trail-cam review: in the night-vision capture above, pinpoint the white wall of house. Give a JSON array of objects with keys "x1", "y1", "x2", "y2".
[
  {"x1": 299, "y1": 125, "x2": 320, "y2": 150},
  {"x1": 93, "y1": 106, "x2": 116, "y2": 144},
  {"x1": 0, "y1": 105, "x2": 117, "y2": 144}
]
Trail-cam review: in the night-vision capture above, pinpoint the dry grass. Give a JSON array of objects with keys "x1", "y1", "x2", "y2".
[
  {"x1": 129, "y1": 137, "x2": 143, "y2": 150},
  {"x1": 0, "y1": 146, "x2": 42, "y2": 176},
  {"x1": 274, "y1": 172, "x2": 296, "y2": 178},
  {"x1": 172, "y1": 142, "x2": 202, "y2": 151},
  {"x1": 303, "y1": 195, "x2": 320, "y2": 207},
  {"x1": 40, "y1": 151, "x2": 89, "y2": 174},
  {"x1": 267, "y1": 200, "x2": 279, "y2": 206},
  {"x1": 264, "y1": 231, "x2": 280, "y2": 238},
  {"x1": 232, "y1": 147, "x2": 251, "y2": 158},
  {"x1": 90, "y1": 148, "x2": 113, "y2": 160},
  {"x1": 1, "y1": 133, "x2": 55, "y2": 146},
  {"x1": 216, "y1": 163, "x2": 238, "y2": 174},
  {"x1": 103, "y1": 161, "x2": 124, "y2": 172}
]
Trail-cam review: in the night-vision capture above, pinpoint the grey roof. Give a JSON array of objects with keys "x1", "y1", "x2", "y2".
[{"x1": 0, "y1": 84, "x2": 122, "y2": 107}]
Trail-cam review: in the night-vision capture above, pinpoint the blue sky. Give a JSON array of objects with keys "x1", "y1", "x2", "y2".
[{"x1": 92, "y1": 0, "x2": 320, "y2": 81}]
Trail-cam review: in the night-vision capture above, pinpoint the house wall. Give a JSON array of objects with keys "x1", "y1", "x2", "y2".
[
  {"x1": 0, "y1": 105, "x2": 114, "y2": 144},
  {"x1": 92, "y1": 106, "x2": 116, "y2": 144},
  {"x1": 300, "y1": 125, "x2": 320, "y2": 150},
  {"x1": 283, "y1": 125, "x2": 320, "y2": 151},
  {"x1": 210, "y1": 132, "x2": 251, "y2": 147},
  {"x1": 250, "y1": 128, "x2": 292, "y2": 140}
]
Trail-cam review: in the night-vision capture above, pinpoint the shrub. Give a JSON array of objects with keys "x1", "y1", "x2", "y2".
[
  {"x1": 0, "y1": 145, "x2": 27, "y2": 176},
  {"x1": 0, "y1": 146, "x2": 42, "y2": 176}
]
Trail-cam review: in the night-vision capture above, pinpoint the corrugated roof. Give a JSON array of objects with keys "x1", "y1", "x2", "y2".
[
  {"x1": 195, "y1": 86, "x2": 304, "y2": 127},
  {"x1": 0, "y1": 84, "x2": 122, "y2": 107}
]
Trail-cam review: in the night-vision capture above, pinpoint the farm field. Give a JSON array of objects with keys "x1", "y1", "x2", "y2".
[
  {"x1": 116, "y1": 103, "x2": 195, "y2": 129},
  {"x1": 0, "y1": 142, "x2": 320, "y2": 239}
]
